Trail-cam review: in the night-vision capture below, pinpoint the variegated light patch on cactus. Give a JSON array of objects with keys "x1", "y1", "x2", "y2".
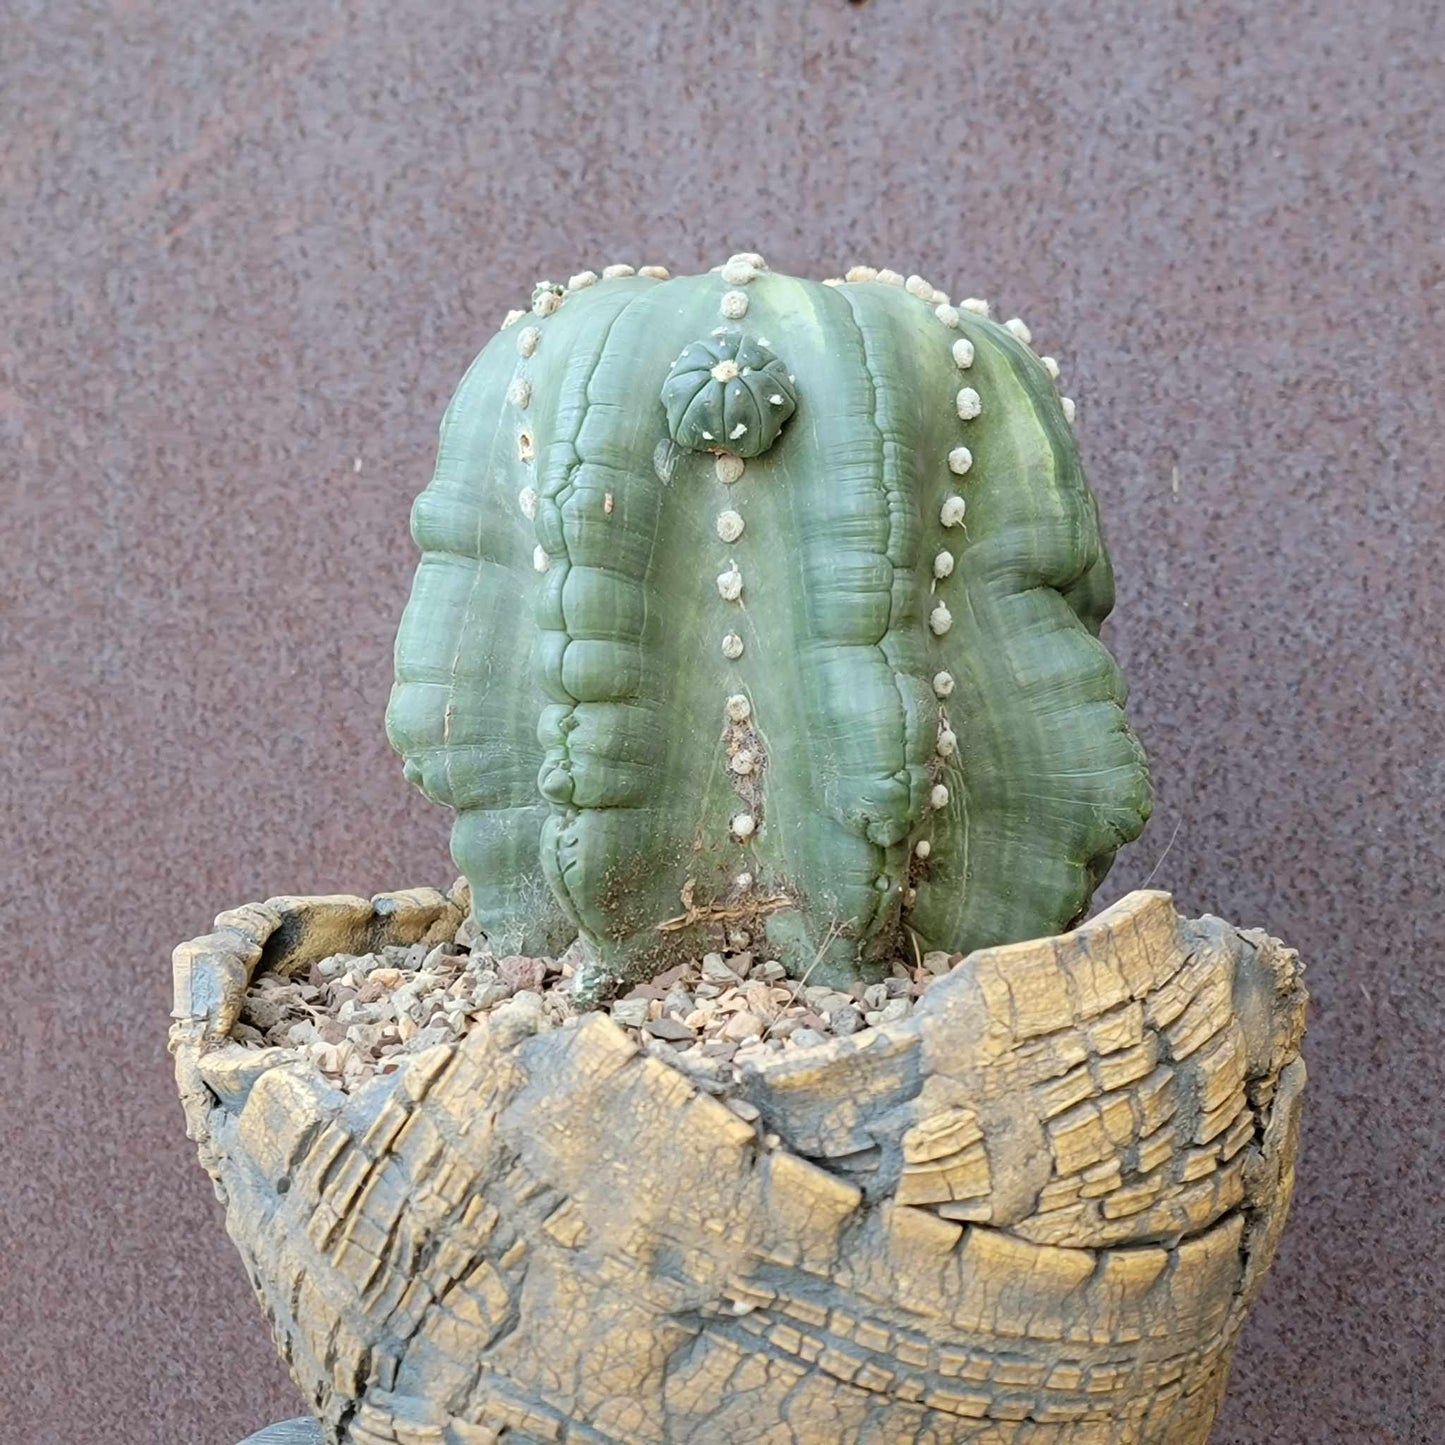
[{"x1": 387, "y1": 254, "x2": 1150, "y2": 994}]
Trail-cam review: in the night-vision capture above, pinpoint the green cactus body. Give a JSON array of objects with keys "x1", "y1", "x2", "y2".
[{"x1": 387, "y1": 257, "x2": 1150, "y2": 990}]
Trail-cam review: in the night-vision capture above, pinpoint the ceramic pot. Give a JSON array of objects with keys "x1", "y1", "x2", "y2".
[{"x1": 171, "y1": 886, "x2": 1306, "y2": 1445}]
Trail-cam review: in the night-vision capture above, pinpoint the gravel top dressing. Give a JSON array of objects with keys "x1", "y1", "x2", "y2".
[{"x1": 230, "y1": 911, "x2": 961, "y2": 1096}]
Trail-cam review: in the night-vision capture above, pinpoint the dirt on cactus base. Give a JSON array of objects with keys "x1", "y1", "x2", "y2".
[{"x1": 229, "y1": 916, "x2": 960, "y2": 1095}]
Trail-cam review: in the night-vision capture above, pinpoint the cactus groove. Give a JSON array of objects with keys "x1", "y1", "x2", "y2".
[{"x1": 387, "y1": 255, "x2": 1151, "y2": 990}]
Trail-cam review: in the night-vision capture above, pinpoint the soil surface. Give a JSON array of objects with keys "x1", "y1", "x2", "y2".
[{"x1": 234, "y1": 911, "x2": 959, "y2": 1094}]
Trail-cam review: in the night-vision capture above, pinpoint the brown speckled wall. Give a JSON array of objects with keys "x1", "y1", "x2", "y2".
[{"x1": 2, "y1": 3, "x2": 1440, "y2": 1442}]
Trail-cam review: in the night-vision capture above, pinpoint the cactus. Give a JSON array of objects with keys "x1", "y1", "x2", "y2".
[{"x1": 387, "y1": 255, "x2": 1150, "y2": 992}]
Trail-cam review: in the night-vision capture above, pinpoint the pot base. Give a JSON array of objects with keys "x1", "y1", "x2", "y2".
[{"x1": 238, "y1": 1424, "x2": 324, "y2": 1445}]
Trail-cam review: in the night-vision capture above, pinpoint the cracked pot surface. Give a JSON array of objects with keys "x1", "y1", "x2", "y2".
[{"x1": 172, "y1": 887, "x2": 1305, "y2": 1444}]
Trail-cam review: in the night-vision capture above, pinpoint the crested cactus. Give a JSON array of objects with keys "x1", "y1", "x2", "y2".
[{"x1": 387, "y1": 255, "x2": 1150, "y2": 992}]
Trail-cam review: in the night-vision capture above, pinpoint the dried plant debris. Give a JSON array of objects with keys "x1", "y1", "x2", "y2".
[{"x1": 230, "y1": 923, "x2": 961, "y2": 1095}]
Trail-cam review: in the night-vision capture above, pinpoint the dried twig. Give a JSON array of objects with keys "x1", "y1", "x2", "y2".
[
  {"x1": 654, "y1": 894, "x2": 794, "y2": 934},
  {"x1": 761, "y1": 916, "x2": 846, "y2": 1042}
]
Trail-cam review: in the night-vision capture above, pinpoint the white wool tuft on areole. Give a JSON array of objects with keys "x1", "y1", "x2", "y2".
[
  {"x1": 716, "y1": 510, "x2": 745, "y2": 542},
  {"x1": 716, "y1": 563, "x2": 743, "y2": 601}
]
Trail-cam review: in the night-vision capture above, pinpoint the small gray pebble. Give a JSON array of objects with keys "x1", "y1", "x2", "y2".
[
  {"x1": 423, "y1": 943, "x2": 458, "y2": 972},
  {"x1": 472, "y1": 981, "x2": 512, "y2": 1010},
  {"x1": 611, "y1": 998, "x2": 650, "y2": 1028},
  {"x1": 701, "y1": 953, "x2": 738, "y2": 984},
  {"x1": 663, "y1": 985, "x2": 695, "y2": 1017}
]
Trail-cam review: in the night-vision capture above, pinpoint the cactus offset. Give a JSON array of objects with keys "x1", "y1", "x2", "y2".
[{"x1": 387, "y1": 255, "x2": 1150, "y2": 990}]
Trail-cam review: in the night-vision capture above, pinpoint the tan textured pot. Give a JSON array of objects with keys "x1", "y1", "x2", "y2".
[{"x1": 170, "y1": 887, "x2": 1306, "y2": 1445}]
